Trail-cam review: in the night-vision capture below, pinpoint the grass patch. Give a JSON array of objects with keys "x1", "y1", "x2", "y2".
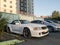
[{"x1": 0, "y1": 39, "x2": 24, "y2": 45}]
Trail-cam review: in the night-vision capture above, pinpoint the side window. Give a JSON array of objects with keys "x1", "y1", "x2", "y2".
[
  {"x1": 11, "y1": 20, "x2": 19, "y2": 24},
  {"x1": 20, "y1": 20, "x2": 29, "y2": 24},
  {"x1": 47, "y1": 21, "x2": 51, "y2": 23},
  {"x1": 20, "y1": 20, "x2": 23, "y2": 24},
  {"x1": 31, "y1": 21, "x2": 38, "y2": 23},
  {"x1": 14, "y1": 20, "x2": 19, "y2": 23},
  {"x1": 38, "y1": 21, "x2": 43, "y2": 24},
  {"x1": 38, "y1": 21, "x2": 42, "y2": 23}
]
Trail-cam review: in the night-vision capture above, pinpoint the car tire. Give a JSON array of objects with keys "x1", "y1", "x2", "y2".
[
  {"x1": 23, "y1": 28, "x2": 31, "y2": 39},
  {"x1": 4, "y1": 26, "x2": 7, "y2": 32},
  {"x1": 47, "y1": 26, "x2": 54, "y2": 32},
  {"x1": 6, "y1": 27, "x2": 11, "y2": 33}
]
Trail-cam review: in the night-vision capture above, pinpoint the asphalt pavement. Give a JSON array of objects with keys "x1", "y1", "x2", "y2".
[{"x1": 17, "y1": 32, "x2": 60, "y2": 45}]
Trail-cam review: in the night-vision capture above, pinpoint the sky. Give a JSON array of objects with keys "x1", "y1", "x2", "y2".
[{"x1": 34, "y1": 0, "x2": 60, "y2": 16}]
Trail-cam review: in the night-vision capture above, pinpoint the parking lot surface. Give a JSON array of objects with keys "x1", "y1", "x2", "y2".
[{"x1": 17, "y1": 32, "x2": 60, "y2": 45}]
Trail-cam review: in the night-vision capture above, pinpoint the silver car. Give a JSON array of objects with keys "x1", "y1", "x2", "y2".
[{"x1": 31, "y1": 20, "x2": 60, "y2": 32}]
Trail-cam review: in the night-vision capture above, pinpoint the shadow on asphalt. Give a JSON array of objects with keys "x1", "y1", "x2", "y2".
[
  {"x1": 24, "y1": 31, "x2": 60, "y2": 40},
  {"x1": 6, "y1": 31, "x2": 60, "y2": 41},
  {"x1": 49, "y1": 31, "x2": 60, "y2": 33}
]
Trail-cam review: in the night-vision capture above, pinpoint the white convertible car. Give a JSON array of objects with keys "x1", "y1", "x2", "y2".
[{"x1": 6, "y1": 20, "x2": 49, "y2": 38}]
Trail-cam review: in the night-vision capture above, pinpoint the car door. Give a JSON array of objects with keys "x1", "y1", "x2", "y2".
[{"x1": 11, "y1": 20, "x2": 20, "y2": 32}]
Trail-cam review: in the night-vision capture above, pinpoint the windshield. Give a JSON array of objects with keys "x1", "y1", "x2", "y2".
[
  {"x1": 20, "y1": 20, "x2": 30, "y2": 24},
  {"x1": 46, "y1": 20, "x2": 54, "y2": 23}
]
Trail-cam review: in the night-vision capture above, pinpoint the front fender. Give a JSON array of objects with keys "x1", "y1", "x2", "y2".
[{"x1": 6, "y1": 24, "x2": 12, "y2": 32}]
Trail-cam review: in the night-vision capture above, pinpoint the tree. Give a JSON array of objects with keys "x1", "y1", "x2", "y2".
[{"x1": 52, "y1": 10, "x2": 60, "y2": 20}]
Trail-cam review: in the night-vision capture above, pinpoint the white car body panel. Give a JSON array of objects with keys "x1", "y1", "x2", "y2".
[{"x1": 7, "y1": 22, "x2": 49, "y2": 37}]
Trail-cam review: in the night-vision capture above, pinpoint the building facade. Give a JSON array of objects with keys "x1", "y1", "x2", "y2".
[
  {"x1": 0, "y1": 0, "x2": 17, "y2": 14},
  {"x1": 0, "y1": 0, "x2": 34, "y2": 15},
  {"x1": 17, "y1": 0, "x2": 34, "y2": 15}
]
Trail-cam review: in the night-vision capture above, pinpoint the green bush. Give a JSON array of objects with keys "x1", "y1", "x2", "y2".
[{"x1": 0, "y1": 15, "x2": 7, "y2": 39}]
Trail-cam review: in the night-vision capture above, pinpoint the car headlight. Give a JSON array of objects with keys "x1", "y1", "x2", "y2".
[{"x1": 33, "y1": 27, "x2": 41, "y2": 30}]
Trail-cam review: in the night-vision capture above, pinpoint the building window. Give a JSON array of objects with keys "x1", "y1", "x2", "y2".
[
  {"x1": 24, "y1": 0, "x2": 27, "y2": 3},
  {"x1": 10, "y1": 6, "x2": 12, "y2": 8},
  {"x1": 10, "y1": 10, "x2": 12, "y2": 13},
  {"x1": 10, "y1": 1, "x2": 12, "y2": 3},
  {"x1": 24, "y1": 8, "x2": 27, "y2": 11},
  {"x1": 32, "y1": 12, "x2": 34, "y2": 14},
  {"x1": 4, "y1": 5, "x2": 6, "y2": 7},
  {"x1": 21, "y1": 0, "x2": 23, "y2": 2},
  {"x1": 21, "y1": 3, "x2": 23, "y2": 6},
  {"x1": 4, "y1": 9, "x2": 6, "y2": 12},
  {"x1": 24, "y1": 4, "x2": 26, "y2": 7},
  {"x1": 32, "y1": 9, "x2": 34, "y2": 11},
  {"x1": 21, "y1": 7, "x2": 23, "y2": 10},
  {"x1": 4, "y1": 0, "x2": 6, "y2": 2}
]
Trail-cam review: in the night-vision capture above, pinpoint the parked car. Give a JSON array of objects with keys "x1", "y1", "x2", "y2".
[
  {"x1": 6, "y1": 20, "x2": 49, "y2": 38},
  {"x1": 52, "y1": 20, "x2": 60, "y2": 24},
  {"x1": 31, "y1": 20, "x2": 60, "y2": 32}
]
